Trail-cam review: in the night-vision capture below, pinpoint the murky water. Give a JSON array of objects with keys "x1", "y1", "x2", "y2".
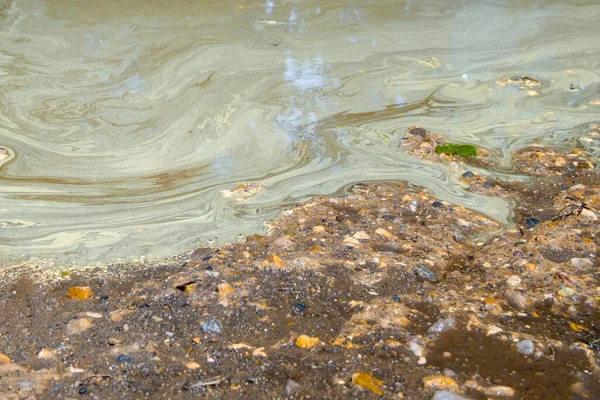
[{"x1": 0, "y1": 0, "x2": 599, "y2": 265}]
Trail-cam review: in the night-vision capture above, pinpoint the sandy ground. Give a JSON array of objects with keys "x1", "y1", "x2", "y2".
[{"x1": 1, "y1": 128, "x2": 600, "y2": 399}]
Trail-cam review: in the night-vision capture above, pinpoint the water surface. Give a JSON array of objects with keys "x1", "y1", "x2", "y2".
[{"x1": 0, "y1": 0, "x2": 599, "y2": 265}]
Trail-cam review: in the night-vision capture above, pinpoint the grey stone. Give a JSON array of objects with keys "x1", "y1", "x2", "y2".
[
  {"x1": 432, "y1": 390, "x2": 468, "y2": 400},
  {"x1": 516, "y1": 339, "x2": 535, "y2": 355},
  {"x1": 284, "y1": 379, "x2": 301, "y2": 396},
  {"x1": 427, "y1": 317, "x2": 456, "y2": 334},
  {"x1": 201, "y1": 318, "x2": 222, "y2": 334}
]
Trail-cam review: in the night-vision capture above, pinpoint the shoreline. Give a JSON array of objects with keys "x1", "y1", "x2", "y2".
[{"x1": 1, "y1": 138, "x2": 600, "y2": 399}]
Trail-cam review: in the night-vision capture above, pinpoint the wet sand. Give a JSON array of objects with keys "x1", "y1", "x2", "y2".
[{"x1": 1, "y1": 137, "x2": 599, "y2": 399}]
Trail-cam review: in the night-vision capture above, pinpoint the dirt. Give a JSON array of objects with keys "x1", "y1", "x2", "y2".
[{"x1": 1, "y1": 127, "x2": 600, "y2": 399}]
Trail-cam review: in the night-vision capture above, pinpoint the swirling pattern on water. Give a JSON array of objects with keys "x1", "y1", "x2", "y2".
[{"x1": 0, "y1": 0, "x2": 599, "y2": 265}]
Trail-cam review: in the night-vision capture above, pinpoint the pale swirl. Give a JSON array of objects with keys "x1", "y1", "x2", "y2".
[{"x1": 0, "y1": 0, "x2": 598, "y2": 265}]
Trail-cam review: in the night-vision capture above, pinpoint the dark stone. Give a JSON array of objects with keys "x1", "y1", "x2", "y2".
[
  {"x1": 408, "y1": 126, "x2": 428, "y2": 137},
  {"x1": 116, "y1": 354, "x2": 133, "y2": 364},
  {"x1": 432, "y1": 201, "x2": 443, "y2": 208},
  {"x1": 461, "y1": 171, "x2": 475, "y2": 179},
  {"x1": 78, "y1": 387, "x2": 87, "y2": 395},
  {"x1": 525, "y1": 218, "x2": 540, "y2": 228},
  {"x1": 293, "y1": 303, "x2": 306, "y2": 312},
  {"x1": 392, "y1": 295, "x2": 400, "y2": 302}
]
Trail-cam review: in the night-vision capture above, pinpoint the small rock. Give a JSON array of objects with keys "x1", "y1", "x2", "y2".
[
  {"x1": 442, "y1": 368, "x2": 457, "y2": 378},
  {"x1": 432, "y1": 390, "x2": 468, "y2": 400},
  {"x1": 65, "y1": 286, "x2": 93, "y2": 300},
  {"x1": 38, "y1": 349, "x2": 56, "y2": 359},
  {"x1": 272, "y1": 237, "x2": 293, "y2": 248},
  {"x1": 107, "y1": 338, "x2": 121, "y2": 346},
  {"x1": 413, "y1": 265, "x2": 438, "y2": 282},
  {"x1": 557, "y1": 287, "x2": 575, "y2": 297},
  {"x1": 481, "y1": 386, "x2": 516, "y2": 398},
  {"x1": 417, "y1": 357, "x2": 427, "y2": 365},
  {"x1": 487, "y1": 325, "x2": 504, "y2": 336},
  {"x1": 570, "y1": 258, "x2": 593, "y2": 269},
  {"x1": 408, "y1": 341, "x2": 423, "y2": 357},
  {"x1": 284, "y1": 379, "x2": 301, "y2": 396},
  {"x1": 85, "y1": 312, "x2": 102, "y2": 319},
  {"x1": 579, "y1": 208, "x2": 598, "y2": 223},
  {"x1": 66, "y1": 318, "x2": 93, "y2": 335},
  {"x1": 295, "y1": 335, "x2": 319, "y2": 349},
  {"x1": 186, "y1": 361, "x2": 201, "y2": 370},
  {"x1": 293, "y1": 303, "x2": 306, "y2": 312},
  {"x1": 525, "y1": 218, "x2": 540, "y2": 228},
  {"x1": 343, "y1": 237, "x2": 360, "y2": 247},
  {"x1": 427, "y1": 317, "x2": 456, "y2": 334},
  {"x1": 517, "y1": 340, "x2": 535, "y2": 355},
  {"x1": 506, "y1": 275, "x2": 522, "y2": 288},
  {"x1": 68, "y1": 366, "x2": 85, "y2": 374},
  {"x1": 422, "y1": 376, "x2": 459, "y2": 392},
  {"x1": 217, "y1": 283, "x2": 234, "y2": 296},
  {"x1": 375, "y1": 228, "x2": 394, "y2": 240},
  {"x1": 506, "y1": 291, "x2": 534, "y2": 310},
  {"x1": 116, "y1": 354, "x2": 133, "y2": 364},
  {"x1": 312, "y1": 226, "x2": 325, "y2": 233},
  {"x1": 201, "y1": 318, "x2": 222, "y2": 334},
  {"x1": 0, "y1": 353, "x2": 10, "y2": 363},
  {"x1": 432, "y1": 201, "x2": 443, "y2": 208},
  {"x1": 353, "y1": 231, "x2": 370, "y2": 241}
]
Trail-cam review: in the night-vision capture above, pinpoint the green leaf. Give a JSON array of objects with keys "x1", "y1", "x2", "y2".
[{"x1": 434, "y1": 143, "x2": 477, "y2": 157}]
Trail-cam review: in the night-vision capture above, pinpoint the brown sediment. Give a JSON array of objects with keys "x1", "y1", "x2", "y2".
[{"x1": 1, "y1": 143, "x2": 599, "y2": 399}]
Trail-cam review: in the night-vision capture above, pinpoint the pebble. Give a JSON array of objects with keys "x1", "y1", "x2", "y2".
[
  {"x1": 408, "y1": 341, "x2": 423, "y2": 357},
  {"x1": 422, "y1": 376, "x2": 459, "y2": 392},
  {"x1": 312, "y1": 226, "x2": 325, "y2": 233},
  {"x1": 0, "y1": 353, "x2": 10, "y2": 363},
  {"x1": 116, "y1": 354, "x2": 133, "y2": 364},
  {"x1": 217, "y1": 283, "x2": 234, "y2": 296},
  {"x1": 487, "y1": 325, "x2": 504, "y2": 336},
  {"x1": 570, "y1": 258, "x2": 593, "y2": 269},
  {"x1": 413, "y1": 265, "x2": 438, "y2": 282},
  {"x1": 293, "y1": 303, "x2": 306, "y2": 312},
  {"x1": 579, "y1": 209, "x2": 598, "y2": 223},
  {"x1": 65, "y1": 286, "x2": 93, "y2": 301},
  {"x1": 201, "y1": 318, "x2": 222, "y2": 334},
  {"x1": 272, "y1": 237, "x2": 292, "y2": 248},
  {"x1": 506, "y1": 275, "x2": 522, "y2": 288},
  {"x1": 353, "y1": 231, "x2": 370, "y2": 241},
  {"x1": 432, "y1": 391, "x2": 468, "y2": 400},
  {"x1": 506, "y1": 291, "x2": 534, "y2": 310},
  {"x1": 516, "y1": 339, "x2": 535, "y2": 355},
  {"x1": 85, "y1": 312, "x2": 103, "y2": 319},
  {"x1": 557, "y1": 287, "x2": 575, "y2": 297},
  {"x1": 525, "y1": 218, "x2": 540, "y2": 228},
  {"x1": 284, "y1": 379, "x2": 302, "y2": 396},
  {"x1": 38, "y1": 349, "x2": 57, "y2": 359},
  {"x1": 442, "y1": 368, "x2": 457, "y2": 378},
  {"x1": 375, "y1": 228, "x2": 394, "y2": 240},
  {"x1": 186, "y1": 361, "x2": 200, "y2": 370},
  {"x1": 66, "y1": 318, "x2": 93, "y2": 335},
  {"x1": 481, "y1": 386, "x2": 516, "y2": 398},
  {"x1": 343, "y1": 237, "x2": 360, "y2": 247},
  {"x1": 427, "y1": 317, "x2": 456, "y2": 334}
]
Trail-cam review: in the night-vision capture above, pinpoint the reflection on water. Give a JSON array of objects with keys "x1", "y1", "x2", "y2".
[{"x1": 0, "y1": 0, "x2": 598, "y2": 265}]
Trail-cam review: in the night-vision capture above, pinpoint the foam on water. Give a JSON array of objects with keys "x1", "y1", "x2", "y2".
[{"x1": 0, "y1": 0, "x2": 598, "y2": 265}]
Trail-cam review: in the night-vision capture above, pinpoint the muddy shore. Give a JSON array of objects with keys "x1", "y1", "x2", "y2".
[{"x1": 1, "y1": 128, "x2": 600, "y2": 399}]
